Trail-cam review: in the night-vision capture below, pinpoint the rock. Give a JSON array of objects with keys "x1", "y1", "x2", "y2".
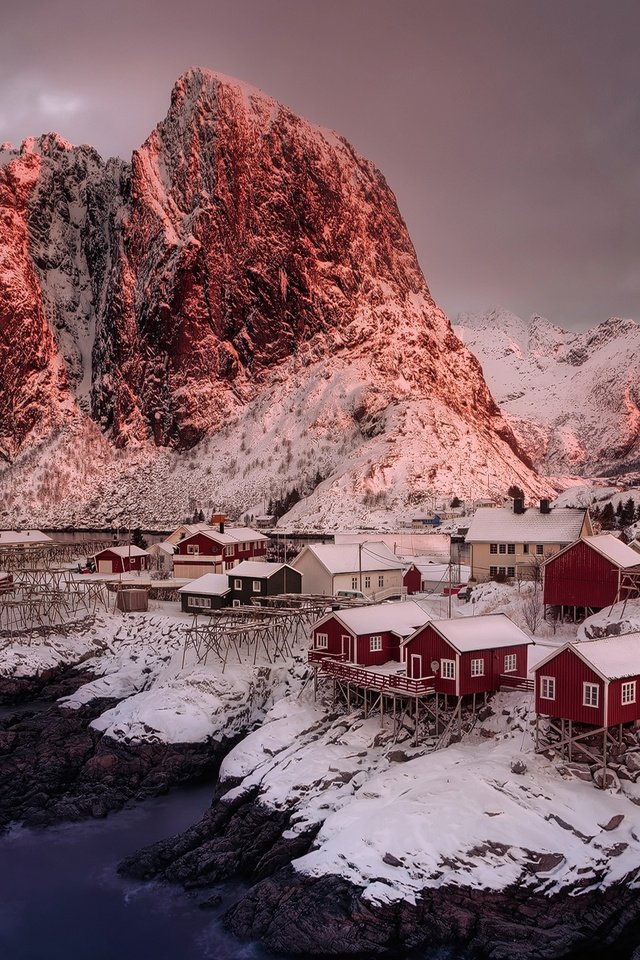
[
  {"x1": 625, "y1": 751, "x2": 640, "y2": 773},
  {"x1": 593, "y1": 768, "x2": 622, "y2": 792},
  {"x1": 510, "y1": 759, "x2": 527, "y2": 775},
  {"x1": 382, "y1": 852, "x2": 403, "y2": 868},
  {"x1": 556, "y1": 762, "x2": 592, "y2": 782},
  {"x1": 599, "y1": 814, "x2": 625, "y2": 832}
]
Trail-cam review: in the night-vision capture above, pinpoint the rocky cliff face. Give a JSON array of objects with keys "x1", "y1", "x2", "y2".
[
  {"x1": 0, "y1": 69, "x2": 548, "y2": 522},
  {"x1": 457, "y1": 308, "x2": 640, "y2": 478}
]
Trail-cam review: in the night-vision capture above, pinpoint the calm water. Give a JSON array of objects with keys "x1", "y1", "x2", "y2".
[{"x1": 0, "y1": 783, "x2": 272, "y2": 960}]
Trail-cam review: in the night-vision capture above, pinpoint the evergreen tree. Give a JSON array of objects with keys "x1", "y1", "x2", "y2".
[
  {"x1": 507, "y1": 485, "x2": 525, "y2": 501},
  {"x1": 131, "y1": 527, "x2": 148, "y2": 549},
  {"x1": 600, "y1": 503, "x2": 616, "y2": 530},
  {"x1": 197, "y1": 508, "x2": 205, "y2": 522},
  {"x1": 451, "y1": 496, "x2": 461, "y2": 508}
]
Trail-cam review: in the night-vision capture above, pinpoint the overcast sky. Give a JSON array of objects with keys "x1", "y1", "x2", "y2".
[{"x1": 1, "y1": 0, "x2": 638, "y2": 328}]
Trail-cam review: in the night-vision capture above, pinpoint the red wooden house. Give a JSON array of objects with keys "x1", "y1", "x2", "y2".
[
  {"x1": 401, "y1": 614, "x2": 531, "y2": 696},
  {"x1": 310, "y1": 600, "x2": 432, "y2": 668},
  {"x1": 403, "y1": 564, "x2": 423, "y2": 595},
  {"x1": 172, "y1": 523, "x2": 269, "y2": 579},
  {"x1": 93, "y1": 545, "x2": 149, "y2": 574},
  {"x1": 543, "y1": 534, "x2": 640, "y2": 615},
  {"x1": 534, "y1": 634, "x2": 640, "y2": 728}
]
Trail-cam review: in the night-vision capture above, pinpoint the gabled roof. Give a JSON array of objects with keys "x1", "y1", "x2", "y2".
[
  {"x1": 148, "y1": 540, "x2": 176, "y2": 556},
  {"x1": 229, "y1": 561, "x2": 298, "y2": 579},
  {"x1": 465, "y1": 507, "x2": 587, "y2": 544},
  {"x1": 97, "y1": 545, "x2": 148, "y2": 558},
  {"x1": 295, "y1": 541, "x2": 403, "y2": 575},
  {"x1": 545, "y1": 534, "x2": 640, "y2": 571},
  {"x1": 534, "y1": 634, "x2": 640, "y2": 681},
  {"x1": 0, "y1": 530, "x2": 52, "y2": 546},
  {"x1": 403, "y1": 613, "x2": 531, "y2": 653},
  {"x1": 178, "y1": 573, "x2": 231, "y2": 596},
  {"x1": 314, "y1": 599, "x2": 432, "y2": 638},
  {"x1": 180, "y1": 526, "x2": 269, "y2": 546}
]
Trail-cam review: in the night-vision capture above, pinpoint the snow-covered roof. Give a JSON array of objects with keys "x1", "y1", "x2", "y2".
[
  {"x1": 406, "y1": 613, "x2": 531, "y2": 653},
  {"x1": 299, "y1": 541, "x2": 403, "y2": 575},
  {"x1": 465, "y1": 507, "x2": 587, "y2": 544},
  {"x1": 583, "y1": 535, "x2": 640, "y2": 570},
  {"x1": 179, "y1": 524, "x2": 269, "y2": 545},
  {"x1": 537, "y1": 634, "x2": 640, "y2": 681},
  {"x1": 0, "y1": 530, "x2": 53, "y2": 546},
  {"x1": 230, "y1": 561, "x2": 297, "y2": 579},
  {"x1": 316, "y1": 599, "x2": 432, "y2": 638},
  {"x1": 97, "y1": 544, "x2": 148, "y2": 558},
  {"x1": 148, "y1": 540, "x2": 176, "y2": 556},
  {"x1": 178, "y1": 573, "x2": 231, "y2": 596}
]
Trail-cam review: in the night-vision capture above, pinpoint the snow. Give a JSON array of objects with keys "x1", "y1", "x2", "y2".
[
  {"x1": 317, "y1": 599, "x2": 433, "y2": 637},
  {"x1": 227, "y1": 560, "x2": 292, "y2": 579},
  {"x1": 177, "y1": 573, "x2": 230, "y2": 596},
  {"x1": 97, "y1": 544, "x2": 148, "y2": 558},
  {"x1": 465, "y1": 507, "x2": 588, "y2": 544},
  {"x1": 417, "y1": 613, "x2": 532, "y2": 653},
  {"x1": 300, "y1": 542, "x2": 404, "y2": 575},
  {"x1": 582, "y1": 534, "x2": 640, "y2": 569},
  {"x1": 566, "y1": 633, "x2": 640, "y2": 680}
]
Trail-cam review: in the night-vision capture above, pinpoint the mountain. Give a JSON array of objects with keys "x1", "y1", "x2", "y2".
[
  {"x1": 0, "y1": 70, "x2": 550, "y2": 529},
  {"x1": 456, "y1": 308, "x2": 640, "y2": 479}
]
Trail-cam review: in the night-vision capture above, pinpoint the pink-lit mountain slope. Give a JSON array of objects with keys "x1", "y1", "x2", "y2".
[
  {"x1": 457, "y1": 308, "x2": 640, "y2": 480},
  {"x1": 0, "y1": 70, "x2": 551, "y2": 527}
]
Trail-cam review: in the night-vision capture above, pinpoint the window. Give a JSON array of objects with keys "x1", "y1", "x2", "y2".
[
  {"x1": 370, "y1": 635, "x2": 382, "y2": 652},
  {"x1": 234, "y1": 579, "x2": 242, "y2": 589},
  {"x1": 622, "y1": 681, "x2": 636, "y2": 705},
  {"x1": 523, "y1": 543, "x2": 529, "y2": 554},
  {"x1": 441, "y1": 659, "x2": 456, "y2": 680},
  {"x1": 507, "y1": 544, "x2": 515, "y2": 555},
  {"x1": 378, "y1": 575, "x2": 384, "y2": 587},
  {"x1": 252, "y1": 580, "x2": 262, "y2": 592},
  {"x1": 316, "y1": 632, "x2": 328, "y2": 649},
  {"x1": 540, "y1": 676, "x2": 555, "y2": 700},
  {"x1": 498, "y1": 566, "x2": 506, "y2": 576},
  {"x1": 224, "y1": 545, "x2": 234, "y2": 556},
  {"x1": 499, "y1": 544, "x2": 506, "y2": 555},
  {"x1": 470, "y1": 658, "x2": 484, "y2": 676},
  {"x1": 507, "y1": 567, "x2": 515, "y2": 578},
  {"x1": 490, "y1": 566, "x2": 498, "y2": 577},
  {"x1": 364, "y1": 576, "x2": 371, "y2": 589},
  {"x1": 490, "y1": 543, "x2": 498, "y2": 555},
  {"x1": 187, "y1": 544, "x2": 199, "y2": 555},
  {"x1": 504, "y1": 654, "x2": 517, "y2": 673},
  {"x1": 232, "y1": 599, "x2": 241, "y2": 608},
  {"x1": 583, "y1": 683, "x2": 599, "y2": 708},
  {"x1": 224, "y1": 561, "x2": 235, "y2": 570},
  {"x1": 536, "y1": 544, "x2": 544, "y2": 555},
  {"x1": 190, "y1": 596, "x2": 211, "y2": 609},
  {"x1": 351, "y1": 577, "x2": 358, "y2": 589}
]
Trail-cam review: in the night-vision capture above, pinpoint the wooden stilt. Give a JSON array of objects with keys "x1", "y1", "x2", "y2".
[
  {"x1": 363, "y1": 688, "x2": 367, "y2": 718},
  {"x1": 568, "y1": 720, "x2": 572, "y2": 761},
  {"x1": 603, "y1": 729, "x2": 608, "y2": 782},
  {"x1": 535, "y1": 713, "x2": 539, "y2": 751},
  {"x1": 313, "y1": 666, "x2": 317, "y2": 701},
  {"x1": 561, "y1": 718, "x2": 566, "y2": 760},
  {"x1": 347, "y1": 682, "x2": 351, "y2": 711},
  {"x1": 472, "y1": 692, "x2": 476, "y2": 716},
  {"x1": 414, "y1": 697, "x2": 419, "y2": 746},
  {"x1": 457, "y1": 698, "x2": 462, "y2": 736},
  {"x1": 380, "y1": 692, "x2": 384, "y2": 727},
  {"x1": 484, "y1": 691, "x2": 488, "y2": 706},
  {"x1": 435, "y1": 693, "x2": 439, "y2": 736}
]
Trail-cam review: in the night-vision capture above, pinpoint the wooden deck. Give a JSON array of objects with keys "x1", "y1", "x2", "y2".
[{"x1": 310, "y1": 652, "x2": 435, "y2": 696}]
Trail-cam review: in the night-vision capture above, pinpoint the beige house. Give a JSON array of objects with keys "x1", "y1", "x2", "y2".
[
  {"x1": 465, "y1": 503, "x2": 592, "y2": 583},
  {"x1": 291, "y1": 541, "x2": 405, "y2": 600}
]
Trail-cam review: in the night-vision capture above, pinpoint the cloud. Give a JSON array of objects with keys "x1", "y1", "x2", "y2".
[{"x1": 38, "y1": 91, "x2": 85, "y2": 118}]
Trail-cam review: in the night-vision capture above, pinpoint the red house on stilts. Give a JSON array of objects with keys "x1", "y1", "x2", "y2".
[{"x1": 543, "y1": 534, "x2": 640, "y2": 620}]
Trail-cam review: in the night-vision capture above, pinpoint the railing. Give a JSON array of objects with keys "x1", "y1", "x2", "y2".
[
  {"x1": 316, "y1": 656, "x2": 435, "y2": 696},
  {"x1": 499, "y1": 673, "x2": 534, "y2": 692},
  {"x1": 308, "y1": 649, "x2": 347, "y2": 664}
]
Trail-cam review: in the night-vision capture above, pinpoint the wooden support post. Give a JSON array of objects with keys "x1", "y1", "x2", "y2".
[
  {"x1": 363, "y1": 688, "x2": 367, "y2": 718},
  {"x1": 333, "y1": 678, "x2": 336, "y2": 707},
  {"x1": 414, "y1": 697, "x2": 419, "y2": 746},
  {"x1": 619, "y1": 723, "x2": 624, "y2": 746},
  {"x1": 603, "y1": 729, "x2": 608, "y2": 782},
  {"x1": 568, "y1": 720, "x2": 572, "y2": 761},
  {"x1": 347, "y1": 683, "x2": 351, "y2": 711},
  {"x1": 472, "y1": 692, "x2": 476, "y2": 716},
  {"x1": 457, "y1": 698, "x2": 462, "y2": 737},
  {"x1": 435, "y1": 693, "x2": 439, "y2": 736},
  {"x1": 484, "y1": 691, "x2": 487, "y2": 706},
  {"x1": 313, "y1": 666, "x2": 317, "y2": 702},
  {"x1": 535, "y1": 713, "x2": 539, "y2": 752},
  {"x1": 380, "y1": 692, "x2": 384, "y2": 727},
  {"x1": 561, "y1": 718, "x2": 566, "y2": 760}
]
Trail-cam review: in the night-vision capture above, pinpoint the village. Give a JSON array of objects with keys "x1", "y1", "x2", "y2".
[{"x1": 3, "y1": 490, "x2": 640, "y2": 790}]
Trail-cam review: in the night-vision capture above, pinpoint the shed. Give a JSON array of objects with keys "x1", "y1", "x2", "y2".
[
  {"x1": 228, "y1": 561, "x2": 302, "y2": 606},
  {"x1": 94, "y1": 545, "x2": 149, "y2": 574},
  {"x1": 178, "y1": 573, "x2": 231, "y2": 613},
  {"x1": 402, "y1": 614, "x2": 531, "y2": 696},
  {"x1": 311, "y1": 600, "x2": 432, "y2": 667},
  {"x1": 534, "y1": 634, "x2": 640, "y2": 728},
  {"x1": 403, "y1": 563, "x2": 422, "y2": 595},
  {"x1": 543, "y1": 534, "x2": 640, "y2": 613}
]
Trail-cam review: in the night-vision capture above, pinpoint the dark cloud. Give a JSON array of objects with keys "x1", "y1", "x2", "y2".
[{"x1": 1, "y1": 0, "x2": 638, "y2": 328}]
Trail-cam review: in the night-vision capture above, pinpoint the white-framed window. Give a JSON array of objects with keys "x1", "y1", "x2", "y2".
[
  {"x1": 378, "y1": 575, "x2": 384, "y2": 587},
  {"x1": 441, "y1": 658, "x2": 456, "y2": 680},
  {"x1": 252, "y1": 580, "x2": 262, "y2": 591},
  {"x1": 498, "y1": 566, "x2": 506, "y2": 576},
  {"x1": 536, "y1": 544, "x2": 544, "y2": 555},
  {"x1": 351, "y1": 576, "x2": 358, "y2": 589},
  {"x1": 364, "y1": 576, "x2": 371, "y2": 589},
  {"x1": 622, "y1": 681, "x2": 636, "y2": 705},
  {"x1": 507, "y1": 566, "x2": 515, "y2": 577},
  {"x1": 187, "y1": 544, "x2": 199, "y2": 555},
  {"x1": 504, "y1": 654, "x2": 517, "y2": 673},
  {"x1": 583, "y1": 683, "x2": 599, "y2": 708},
  {"x1": 234, "y1": 579, "x2": 242, "y2": 589},
  {"x1": 369, "y1": 635, "x2": 382, "y2": 652},
  {"x1": 490, "y1": 566, "x2": 498, "y2": 577},
  {"x1": 540, "y1": 676, "x2": 555, "y2": 700},
  {"x1": 316, "y1": 632, "x2": 328, "y2": 649},
  {"x1": 498, "y1": 543, "x2": 506, "y2": 555},
  {"x1": 523, "y1": 543, "x2": 529, "y2": 554},
  {"x1": 470, "y1": 658, "x2": 484, "y2": 676},
  {"x1": 224, "y1": 545, "x2": 234, "y2": 556},
  {"x1": 225, "y1": 560, "x2": 235, "y2": 570},
  {"x1": 507, "y1": 543, "x2": 515, "y2": 555},
  {"x1": 232, "y1": 599, "x2": 241, "y2": 608},
  {"x1": 189, "y1": 596, "x2": 211, "y2": 608},
  {"x1": 490, "y1": 543, "x2": 498, "y2": 554}
]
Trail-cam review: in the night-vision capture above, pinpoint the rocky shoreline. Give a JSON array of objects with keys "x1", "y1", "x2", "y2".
[
  {"x1": 0, "y1": 668, "x2": 233, "y2": 832},
  {"x1": 120, "y1": 789, "x2": 640, "y2": 960}
]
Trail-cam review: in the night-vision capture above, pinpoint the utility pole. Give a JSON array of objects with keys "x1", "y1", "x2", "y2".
[
  {"x1": 358, "y1": 542, "x2": 363, "y2": 593},
  {"x1": 448, "y1": 561, "x2": 452, "y2": 619}
]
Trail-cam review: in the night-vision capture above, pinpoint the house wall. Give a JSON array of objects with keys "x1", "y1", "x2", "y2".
[
  {"x1": 608, "y1": 677, "x2": 640, "y2": 726},
  {"x1": 403, "y1": 566, "x2": 422, "y2": 595},
  {"x1": 543, "y1": 540, "x2": 639, "y2": 609},
  {"x1": 534, "y1": 648, "x2": 605, "y2": 725},
  {"x1": 332, "y1": 569, "x2": 403, "y2": 599},
  {"x1": 471, "y1": 542, "x2": 565, "y2": 583},
  {"x1": 180, "y1": 592, "x2": 227, "y2": 613},
  {"x1": 175, "y1": 532, "x2": 267, "y2": 568},
  {"x1": 173, "y1": 559, "x2": 221, "y2": 579},
  {"x1": 95, "y1": 550, "x2": 147, "y2": 574},
  {"x1": 291, "y1": 551, "x2": 332, "y2": 595},
  {"x1": 229, "y1": 568, "x2": 303, "y2": 605},
  {"x1": 356, "y1": 630, "x2": 401, "y2": 667},
  {"x1": 312, "y1": 617, "x2": 353, "y2": 659},
  {"x1": 458, "y1": 643, "x2": 528, "y2": 694},
  {"x1": 404, "y1": 626, "x2": 457, "y2": 694}
]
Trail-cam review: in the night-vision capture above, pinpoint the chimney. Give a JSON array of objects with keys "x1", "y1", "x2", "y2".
[
  {"x1": 539, "y1": 499, "x2": 551, "y2": 514},
  {"x1": 219, "y1": 520, "x2": 225, "y2": 534},
  {"x1": 513, "y1": 498, "x2": 525, "y2": 515}
]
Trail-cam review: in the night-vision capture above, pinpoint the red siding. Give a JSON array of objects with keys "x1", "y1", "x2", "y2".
[
  {"x1": 176, "y1": 532, "x2": 267, "y2": 564},
  {"x1": 356, "y1": 631, "x2": 400, "y2": 667},
  {"x1": 404, "y1": 625, "x2": 457, "y2": 694},
  {"x1": 403, "y1": 565, "x2": 422, "y2": 595},
  {"x1": 405, "y1": 627, "x2": 528, "y2": 696},
  {"x1": 543, "y1": 540, "x2": 638, "y2": 609},
  {"x1": 95, "y1": 549, "x2": 147, "y2": 574},
  {"x1": 534, "y1": 648, "x2": 605, "y2": 725},
  {"x1": 608, "y1": 677, "x2": 640, "y2": 726},
  {"x1": 312, "y1": 618, "x2": 400, "y2": 666},
  {"x1": 313, "y1": 617, "x2": 352, "y2": 659}
]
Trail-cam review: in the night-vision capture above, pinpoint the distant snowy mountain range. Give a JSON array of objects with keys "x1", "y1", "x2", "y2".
[
  {"x1": 0, "y1": 69, "x2": 553, "y2": 530},
  {"x1": 456, "y1": 308, "x2": 640, "y2": 481}
]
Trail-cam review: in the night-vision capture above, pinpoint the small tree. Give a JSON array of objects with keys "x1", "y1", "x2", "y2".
[
  {"x1": 523, "y1": 592, "x2": 542, "y2": 634},
  {"x1": 451, "y1": 495, "x2": 461, "y2": 508},
  {"x1": 600, "y1": 502, "x2": 616, "y2": 530},
  {"x1": 131, "y1": 527, "x2": 148, "y2": 549},
  {"x1": 508, "y1": 484, "x2": 525, "y2": 501}
]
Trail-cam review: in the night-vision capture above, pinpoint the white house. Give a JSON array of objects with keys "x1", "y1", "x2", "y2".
[{"x1": 291, "y1": 541, "x2": 405, "y2": 599}]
